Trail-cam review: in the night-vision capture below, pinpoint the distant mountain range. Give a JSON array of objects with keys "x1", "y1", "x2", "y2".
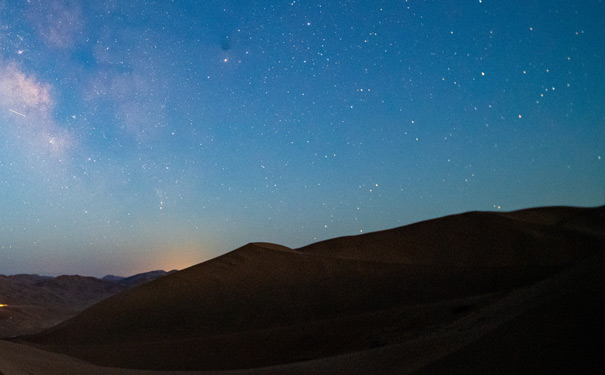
[
  {"x1": 8, "y1": 205, "x2": 604, "y2": 374},
  {"x1": 0, "y1": 270, "x2": 175, "y2": 338}
]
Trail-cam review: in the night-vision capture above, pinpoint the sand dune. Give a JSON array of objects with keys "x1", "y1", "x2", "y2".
[{"x1": 6, "y1": 205, "x2": 605, "y2": 374}]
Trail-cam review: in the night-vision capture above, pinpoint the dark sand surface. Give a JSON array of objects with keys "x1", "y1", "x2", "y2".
[{"x1": 3, "y1": 206, "x2": 604, "y2": 374}]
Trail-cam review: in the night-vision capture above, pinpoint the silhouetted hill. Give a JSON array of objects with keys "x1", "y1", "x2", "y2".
[
  {"x1": 18, "y1": 206, "x2": 605, "y2": 373},
  {"x1": 34, "y1": 275, "x2": 124, "y2": 309},
  {"x1": 101, "y1": 275, "x2": 124, "y2": 283},
  {"x1": 0, "y1": 274, "x2": 52, "y2": 285},
  {"x1": 116, "y1": 270, "x2": 178, "y2": 288},
  {"x1": 0, "y1": 270, "x2": 173, "y2": 338}
]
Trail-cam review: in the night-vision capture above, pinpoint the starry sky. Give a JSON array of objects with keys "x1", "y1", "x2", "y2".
[{"x1": 1, "y1": 0, "x2": 604, "y2": 277}]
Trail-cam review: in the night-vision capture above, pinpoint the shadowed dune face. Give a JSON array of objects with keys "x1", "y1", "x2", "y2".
[
  {"x1": 411, "y1": 246, "x2": 605, "y2": 375},
  {"x1": 298, "y1": 207, "x2": 602, "y2": 267},
  {"x1": 17, "y1": 206, "x2": 605, "y2": 372}
]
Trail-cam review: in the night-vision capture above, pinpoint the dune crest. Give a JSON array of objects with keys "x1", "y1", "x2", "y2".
[{"x1": 249, "y1": 242, "x2": 294, "y2": 252}]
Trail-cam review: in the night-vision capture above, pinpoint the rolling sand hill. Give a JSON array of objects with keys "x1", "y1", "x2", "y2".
[{"x1": 5, "y1": 205, "x2": 605, "y2": 374}]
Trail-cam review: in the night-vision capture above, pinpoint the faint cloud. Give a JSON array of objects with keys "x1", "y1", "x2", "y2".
[
  {"x1": 0, "y1": 61, "x2": 74, "y2": 157},
  {"x1": 27, "y1": 0, "x2": 83, "y2": 49},
  {"x1": 110, "y1": 73, "x2": 167, "y2": 140},
  {"x1": 84, "y1": 67, "x2": 167, "y2": 143},
  {"x1": 0, "y1": 63, "x2": 52, "y2": 110},
  {"x1": 80, "y1": 26, "x2": 169, "y2": 143}
]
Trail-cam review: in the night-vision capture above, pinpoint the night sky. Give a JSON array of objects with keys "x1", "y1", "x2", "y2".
[{"x1": 1, "y1": 0, "x2": 604, "y2": 277}]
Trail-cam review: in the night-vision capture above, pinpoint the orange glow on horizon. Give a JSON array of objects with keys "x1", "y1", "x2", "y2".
[{"x1": 123, "y1": 243, "x2": 207, "y2": 276}]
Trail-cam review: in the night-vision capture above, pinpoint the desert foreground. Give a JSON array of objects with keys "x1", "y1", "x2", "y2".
[{"x1": 2, "y1": 206, "x2": 604, "y2": 374}]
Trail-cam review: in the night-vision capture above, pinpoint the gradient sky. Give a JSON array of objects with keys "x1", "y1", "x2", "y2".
[{"x1": 1, "y1": 0, "x2": 604, "y2": 277}]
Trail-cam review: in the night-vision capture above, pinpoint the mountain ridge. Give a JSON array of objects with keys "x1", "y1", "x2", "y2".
[{"x1": 0, "y1": 270, "x2": 174, "y2": 338}]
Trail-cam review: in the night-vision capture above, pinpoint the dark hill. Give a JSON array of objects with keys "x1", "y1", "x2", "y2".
[
  {"x1": 0, "y1": 270, "x2": 173, "y2": 338},
  {"x1": 107, "y1": 270, "x2": 177, "y2": 288}
]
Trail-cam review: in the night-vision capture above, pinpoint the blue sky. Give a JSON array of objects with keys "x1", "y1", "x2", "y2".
[{"x1": 1, "y1": 0, "x2": 604, "y2": 276}]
